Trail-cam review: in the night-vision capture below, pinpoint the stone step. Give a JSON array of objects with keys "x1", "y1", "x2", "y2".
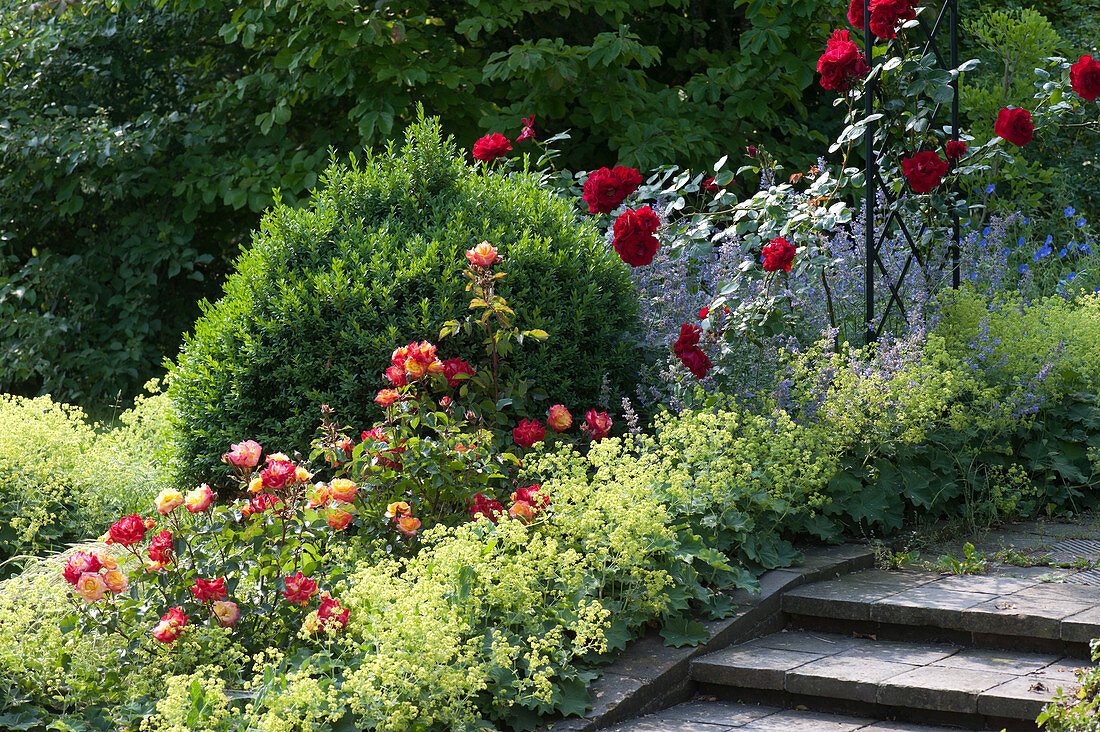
[
  {"x1": 607, "y1": 699, "x2": 991, "y2": 731},
  {"x1": 781, "y1": 568, "x2": 1100, "y2": 655},
  {"x1": 690, "y1": 630, "x2": 1088, "y2": 730}
]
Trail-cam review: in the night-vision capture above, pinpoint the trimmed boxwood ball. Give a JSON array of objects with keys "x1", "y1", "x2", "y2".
[{"x1": 166, "y1": 114, "x2": 642, "y2": 486}]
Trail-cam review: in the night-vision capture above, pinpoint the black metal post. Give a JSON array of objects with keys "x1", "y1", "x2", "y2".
[
  {"x1": 864, "y1": 0, "x2": 876, "y2": 344},
  {"x1": 950, "y1": 0, "x2": 960, "y2": 289}
]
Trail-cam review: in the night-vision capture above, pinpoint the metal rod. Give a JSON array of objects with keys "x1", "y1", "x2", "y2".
[
  {"x1": 865, "y1": 0, "x2": 876, "y2": 344},
  {"x1": 950, "y1": 0, "x2": 961, "y2": 289}
]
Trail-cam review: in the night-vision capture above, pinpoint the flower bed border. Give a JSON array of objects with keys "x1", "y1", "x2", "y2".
[{"x1": 541, "y1": 544, "x2": 875, "y2": 732}]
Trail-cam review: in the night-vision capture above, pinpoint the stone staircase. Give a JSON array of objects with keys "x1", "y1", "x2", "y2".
[{"x1": 608, "y1": 566, "x2": 1100, "y2": 731}]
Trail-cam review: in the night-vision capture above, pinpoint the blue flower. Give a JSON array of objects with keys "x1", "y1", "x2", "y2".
[
  {"x1": 1023, "y1": 217, "x2": 1030, "y2": 225},
  {"x1": 1069, "y1": 271, "x2": 1077, "y2": 281},
  {"x1": 985, "y1": 183, "x2": 996, "y2": 194},
  {"x1": 1018, "y1": 263, "x2": 1029, "y2": 274},
  {"x1": 1078, "y1": 219, "x2": 1087, "y2": 228},
  {"x1": 1083, "y1": 243, "x2": 1093, "y2": 254},
  {"x1": 983, "y1": 227, "x2": 991, "y2": 237},
  {"x1": 1060, "y1": 248, "x2": 1068, "y2": 258},
  {"x1": 1065, "y1": 207, "x2": 1076, "y2": 217},
  {"x1": 1046, "y1": 234, "x2": 1054, "y2": 245},
  {"x1": 1017, "y1": 237, "x2": 1025, "y2": 247},
  {"x1": 969, "y1": 272, "x2": 978, "y2": 281}
]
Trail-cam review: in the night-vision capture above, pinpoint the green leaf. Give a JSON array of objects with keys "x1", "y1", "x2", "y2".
[{"x1": 660, "y1": 615, "x2": 709, "y2": 647}]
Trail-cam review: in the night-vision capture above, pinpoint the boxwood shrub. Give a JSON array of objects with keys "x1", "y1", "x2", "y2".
[{"x1": 166, "y1": 114, "x2": 642, "y2": 486}]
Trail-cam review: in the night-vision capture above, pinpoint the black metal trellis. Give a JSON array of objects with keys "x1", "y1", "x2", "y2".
[{"x1": 863, "y1": 0, "x2": 961, "y2": 344}]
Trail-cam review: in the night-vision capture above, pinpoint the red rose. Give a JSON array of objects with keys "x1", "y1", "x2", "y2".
[
  {"x1": 817, "y1": 29, "x2": 869, "y2": 93},
  {"x1": 318, "y1": 593, "x2": 350, "y2": 631},
  {"x1": 1071, "y1": 55, "x2": 1100, "y2": 102},
  {"x1": 385, "y1": 365, "x2": 407, "y2": 387},
  {"x1": 512, "y1": 484, "x2": 550, "y2": 508},
  {"x1": 698, "y1": 307, "x2": 710, "y2": 319},
  {"x1": 762, "y1": 237, "x2": 796, "y2": 273},
  {"x1": 944, "y1": 140, "x2": 967, "y2": 159},
  {"x1": 677, "y1": 347, "x2": 713, "y2": 379},
  {"x1": 612, "y1": 206, "x2": 661, "y2": 267},
  {"x1": 243, "y1": 493, "x2": 280, "y2": 517},
  {"x1": 994, "y1": 107, "x2": 1033, "y2": 146},
  {"x1": 107, "y1": 514, "x2": 147, "y2": 547},
  {"x1": 702, "y1": 177, "x2": 719, "y2": 192},
  {"x1": 673, "y1": 323, "x2": 702, "y2": 355},
  {"x1": 472, "y1": 133, "x2": 512, "y2": 162},
  {"x1": 190, "y1": 577, "x2": 228, "y2": 603},
  {"x1": 63, "y1": 551, "x2": 102, "y2": 585},
  {"x1": 469, "y1": 493, "x2": 503, "y2": 523},
  {"x1": 583, "y1": 410, "x2": 613, "y2": 441},
  {"x1": 260, "y1": 458, "x2": 297, "y2": 490},
  {"x1": 441, "y1": 358, "x2": 475, "y2": 387},
  {"x1": 147, "y1": 530, "x2": 174, "y2": 565},
  {"x1": 847, "y1": 0, "x2": 864, "y2": 29},
  {"x1": 868, "y1": 0, "x2": 914, "y2": 40},
  {"x1": 512, "y1": 418, "x2": 546, "y2": 448},
  {"x1": 582, "y1": 166, "x2": 643, "y2": 214},
  {"x1": 152, "y1": 607, "x2": 187, "y2": 644},
  {"x1": 901, "y1": 151, "x2": 949, "y2": 193},
  {"x1": 283, "y1": 572, "x2": 319, "y2": 606}
]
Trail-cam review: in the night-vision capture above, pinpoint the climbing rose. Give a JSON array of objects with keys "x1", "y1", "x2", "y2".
[
  {"x1": 384, "y1": 365, "x2": 407, "y2": 386},
  {"x1": 509, "y1": 501, "x2": 537, "y2": 521},
  {"x1": 466, "y1": 241, "x2": 499, "y2": 267},
  {"x1": 582, "y1": 166, "x2": 643, "y2": 214},
  {"x1": 517, "y1": 116, "x2": 536, "y2": 143},
  {"x1": 702, "y1": 177, "x2": 720, "y2": 192},
  {"x1": 283, "y1": 572, "x2": 319, "y2": 606},
  {"x1": 103, "y1": 569, "x2": 129, "y2": 594},
  {"x1": 222, "y1": 440, "x2": 262, "y2": 468},
  {"x1": 469, "y1": 494, "x2": 503, "y2": 523},
  {"x1": 868, "y1": 0, "x2": 914, "y2": 39},
  {"x1": 395, "y1": 341, "x2": 443, "y2": 380},
  {"x1": 107, "y1": 514, "x2": 147, "y2": 546},
  {"x1": 612, "y1": 206, "x2": 661, "y2": 267},
  {"x1": 584, "y1": 410, "x2": 613, "y2": 441},
  {"x1": 185, "y1": 484, "x2": 214, "y2": 513},
  {"x1": 673, "y1": 323, "x2": 701, "y2": 354},
  {"x1": 847, "y1": 0, "x2": 864, "y2": 28},
  {"x1": 901, "y1": 151, "x2": 949, "y2": 193},
  {"x1": 678, "y1": 346, "x2": 713, "y2": 379},
  {"x1": 512, "y1": 484, "x2": 550, "y2": 509},
  {"x1": 63, "y1": 551, "x2": 102, "y2": 585},
  {"x1": 472, "y1": 133, "x2": 512, "y2": 162},
  {"x1": 190, "y1": 577, "x2": 228, "y2": 603},
  {"x1": 547, "y1": 404, "x2": 572, "y2": 432},
  {"x1": 945, "y1": 140, "x2": 967, "y2": 159},
  {"x1": 442, "y1": 358, "x2": 475, "y2": 387},
  {"x1": 212, "y1": 600, "x2": 240, "y2": 627},
  {"x1": 1071, "y1": 55, "x2": 1100, "y2": 101},
  {"x1": 147, "y1": 530, "x2": 174, "y2": 565},
  {"x1": 995, "y1": 107, "x2": 1033, "y2": 146},
  {"x1": 698, "y1": 307, "x2": 710, "y2": 319},
  {"x1": 152, "y1": 608, "x2": 188, "y2": 643},
  {"x1": 512, "y1": 418, "x2": 546, "y2": 448},
  {"x1": 817, "y1": 30, "x2": 869, "y2": 92},
  {"x1": 242, "y1": 493, "x2": 280, "y2": 517},
  {"x1": 385, "y1": 501, "x2": 411, "y2": 519},
  {"x1": 762, "y1": 237, "x2": 796, "y2": 273}
]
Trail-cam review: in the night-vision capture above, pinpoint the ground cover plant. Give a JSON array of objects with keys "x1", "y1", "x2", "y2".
[{"x1": 1, "y1": 1, "x2": 1100, "y2": 730}]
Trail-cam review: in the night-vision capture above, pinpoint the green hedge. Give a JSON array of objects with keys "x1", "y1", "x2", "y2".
[{"x1": 166, "y1": 114, "x2": 642, "y2": 486}]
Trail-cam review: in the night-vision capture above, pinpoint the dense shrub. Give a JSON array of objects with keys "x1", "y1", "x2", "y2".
[
  {"x1": 167, "y1": 114, "x2": 641, "y2": 487},
  {"x1": 0, "y1": 385, "x2": 169, "y2": 568}
]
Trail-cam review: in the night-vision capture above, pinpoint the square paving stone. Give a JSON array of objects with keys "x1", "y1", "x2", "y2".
[
  {"x1": 986, "y1": 565, "x2": 1073, "y2": 581},
  {"x1": 876, "y1": 665, "x2": 1016, "y2": 714},
  {"x1": 976, "y1": 673, "x2": 1073, "y2": 719},
  {"x1": 587, "y1": 673, "x2": 646, "y2": 720},
  {"x1": 839, "y1": 569, "x2": 942, "y2": 588},
  {"x1": 784, "y1": 582, "x2": 901, "y2": 621},
  {"x1": 832, "y1": 640, "x2": 958, "y2": 666},
  {"x1": 604, "y1": 634, "x2": 697, "y2": 682},
  {"x1": 1036, "y1": 657, "x2": 1094, "y2": 682},
  {"x1": 1059, "y1": 605, "x2": 1100, "y2": 643},
  {"x1": 786, "y1": 654, "x2": 917, "y2": 703},
  {"x1": 658, "y1": 701, "x2": 779, "y2": 726},
  {"x1": 870, "y1": 586, "x2": 998, "y2": 628},
  {"x1": 930, "y1": 647, "x2": 1060, "y2": 675},
  {"x1": 692, "y1": 646, "x2": 825, "y2": 689},
  {"x1": 856, "y1": 724, "x2": 966, "y2": 732},
  {"x1": 930, "y1": 574, "x2": 1041, "y2": 595},
  {"x1": 606, "y1": 718, "x2": 733, "y2": 732},
  {"x1": 739, "y1": 709, "x2": 873, "y2": 731},
  {"x1": 726, "y1": 570, "x2": 805, "y2": 608},
  {"x1": 746, "y1": 631, "x2": 864, "y2": 656},
  {"x1": 1011, "y1": 583, "x2": 1100, "y2": 604},
  {"x1": 960, "y1": 596, "x2": 1093, "y2": 639}
]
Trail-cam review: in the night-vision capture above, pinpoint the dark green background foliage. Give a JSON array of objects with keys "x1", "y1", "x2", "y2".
[
  {"x1": 167, "y1": 116, "x2": 641, "y2": 487},
  {"x1": 0, "y1": 0, "x2": 838, "y2": 409}
]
